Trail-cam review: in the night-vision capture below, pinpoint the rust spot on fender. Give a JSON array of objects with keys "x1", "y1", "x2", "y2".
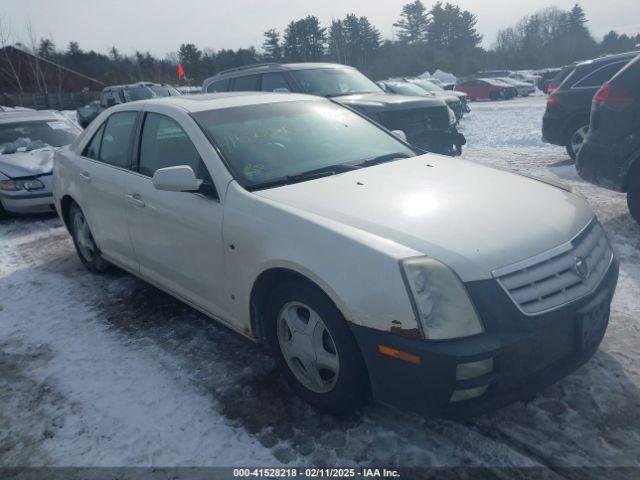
[{"x1": 390, "y1": 325, "x2": 422, "y2": 340}]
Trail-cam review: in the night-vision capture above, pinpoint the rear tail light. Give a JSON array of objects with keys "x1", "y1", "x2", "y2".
[
  {"x1": 546, "y1": 94, "x2": 560, "y2": 108},
  {"x1": 594, "y1": 83, "x2": 635, "y2": 108},
  {"x1": 547, "y1": 84, "x2": 559, "y2": 92}
]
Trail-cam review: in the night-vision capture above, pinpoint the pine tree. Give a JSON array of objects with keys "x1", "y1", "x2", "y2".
[
  {"x1": 262, "y1": 29, "x2": 282, "y2": 61},
  {"x1": 37, "y1": 39, "x2": 55, "y2": 59},
  {"x1": 394, "y1": 0, "x2": 429, "y2": 43}
]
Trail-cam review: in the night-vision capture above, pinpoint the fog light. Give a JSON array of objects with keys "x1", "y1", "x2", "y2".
[
  {"x1": 456, "y1": 358, "x2": 493, "y2": 380},
  {"x1": 450, "y1": 385, "x2": 488, "y2": 402}
]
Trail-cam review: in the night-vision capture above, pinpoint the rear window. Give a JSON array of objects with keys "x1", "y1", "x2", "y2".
[
  {"x1": 572, "y1": 61, "x2": 629, "y2": 88},
  {"x1": 610, "y1": 54, "x2": 640, "y2": 93}
]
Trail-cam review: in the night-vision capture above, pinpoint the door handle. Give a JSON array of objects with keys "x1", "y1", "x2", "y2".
[
  {"x1": 126, "y1": 193, "x2": 146, "y2": 207},
  {"x1": 79, "y1": 171, "x2": 91, "y2": 182}
]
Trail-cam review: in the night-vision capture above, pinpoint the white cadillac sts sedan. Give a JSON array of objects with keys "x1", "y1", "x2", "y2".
[{"x1": 53, "y1": 93, "x2": 618, "y2": 417}]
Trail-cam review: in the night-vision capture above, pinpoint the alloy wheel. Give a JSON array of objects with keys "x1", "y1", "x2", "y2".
[{"x1": 570, "y1": 125, "x2": 589, "y2": 158}]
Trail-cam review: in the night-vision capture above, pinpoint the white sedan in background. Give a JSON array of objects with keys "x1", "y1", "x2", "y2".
[{"x1": 53, "y1": 92, "x2": 617, "y2": 416}]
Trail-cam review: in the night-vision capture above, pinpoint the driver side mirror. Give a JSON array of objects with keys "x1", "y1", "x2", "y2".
[
  {"x1": 152, "y1": 165, "x2": 202, "y2": 192},
  {"x1": 391, "y1": 130, "x2": 407, "y2": 142}
]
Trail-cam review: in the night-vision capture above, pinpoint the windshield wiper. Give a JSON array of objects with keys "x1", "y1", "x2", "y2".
[
  {"x1": 356, "y1": 152, "x2": 413, "y2": 167},
  {"x1": 247, "y1": 163, "x2": 360, "y2": 191}
]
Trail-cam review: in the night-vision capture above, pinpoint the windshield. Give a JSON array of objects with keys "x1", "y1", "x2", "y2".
[
  {"x1": 413, "y1": 79, "x2": 444, "y2": 92},
  {"x1": 290, "y1": 68, "x2": 381, "y2": 97},
  {"x1": 126, "y1": 87, "x2": 155, "y2": 101},
  {"x1": 193, "y1": 100, "x2": 415, "y2": 189},
  {"x1": 149, "y1": 85, "x2": 180, "y2": 97},
  {"x1": 0, "y1": 120, "x2": 80, "y2": 153},
  {"x1": 387, "y1": 83, "x2": 428, "y2": 96}
]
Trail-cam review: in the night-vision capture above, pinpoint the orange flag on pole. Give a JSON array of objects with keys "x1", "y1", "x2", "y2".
[{"x1": 177, "y1": 63, "x2": 187, "y2": 80}]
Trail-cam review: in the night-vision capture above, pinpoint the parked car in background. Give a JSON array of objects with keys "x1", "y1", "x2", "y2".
[
  {"x1": 203, "y1": 63, "x2": 465, "y2": 156},
  {"x1": 475, "y1": 70, "x2": 512, "y2": 79},
  {"x1": 495, "y1": 77, "x2": 536, "y2": 97},
  {"x1": 176, "y1": 86, "x2": 203, "y2": 94},
  {"x1": 76, "y1": 82, "x2": 181, "y2": 128},
  {"x1": 509, "y1": 71, "x2": 540, "y2": 86},
  {"x1": 535, "y1": 68, "x2": 562, "y2": 93},
  {"x1": 54, "y1": 93, "x2": 618, "y2": 416},
  {"x1": 377, "y1": 80, "x2": 464, "y2": 121},
  {"x1": 401, "y1": 77, "x2": 470, "y2": 115},
  {"x1": 0, "y1": 110, "x2": 81, "y2": 216},
  {"x1": 543, "y1": 51, "x2": 639, "y2": 159},
  {"x1": 455, "y1": 78, "x2": 513, "y2": 101},
  {"x1": 576, "y1": 53, "x2": 640, "y2": 224}
]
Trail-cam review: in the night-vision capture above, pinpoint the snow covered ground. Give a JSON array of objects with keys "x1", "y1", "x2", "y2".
[{"x1": 1, "y1": 95, "x2": 640, "y2": 470}]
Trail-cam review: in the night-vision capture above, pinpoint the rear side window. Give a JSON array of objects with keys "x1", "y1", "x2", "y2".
[
  {"x1": 572, "y1": 61, "x2": 628, "y2": 88},
  {"x1": 99, "y1": 112, "x2": 137, "y2": 168},
  {"x1": 261, "y1": 73, "x2": 290, "y2": 92},
  {"x1": 83, "y1": 124, "x2": 105, "y2": 159},
  {"x1": 206, "y1": 78, "x2": 229, "y2": 93},
  {"x1": 138, "y1": 112, "x2": 209, "y2": 179},
  {"x1": 231, "y1": 75, "x2": 260, "y2": 91}
]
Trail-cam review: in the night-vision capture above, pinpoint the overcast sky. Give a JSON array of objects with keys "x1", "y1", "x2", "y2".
[{"x1": 3, "y1": 0, "x2": 640, "y2": 56}]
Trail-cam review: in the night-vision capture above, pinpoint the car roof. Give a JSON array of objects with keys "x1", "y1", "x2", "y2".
[
  {"x1": 576, "y1": 50, "x2": 640, "y2": 69},
  {"x1": 114, "y1": 91, "x2": 324, "y2": 113},
  {"x1": 202, "y1": 62, "x2": 355, "y2": 86},
  {"x1": 0, "y1": 109, "x2": 68, "y2": 125}
]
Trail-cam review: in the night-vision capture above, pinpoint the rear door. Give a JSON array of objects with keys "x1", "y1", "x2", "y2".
[
  {"x1": 76, "y1": 111, "x2": 138, "y2": 271},
  {"x1": 123, "y1": 110, "x2": 229, "y2": 319}
]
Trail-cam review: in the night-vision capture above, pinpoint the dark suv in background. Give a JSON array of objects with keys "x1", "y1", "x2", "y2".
[
  {"x1": 203, "y1": 63, "x2": 465, "y2": 156},
  {"x1": 577, "y1": 53, "x2": 640, "y2": 224},
  {"x1": 76, "y1": 82, "x2": 180, "y2": 128},
  {"x1": 542, "y1": 51, "x2": 639, "y2": 160}
]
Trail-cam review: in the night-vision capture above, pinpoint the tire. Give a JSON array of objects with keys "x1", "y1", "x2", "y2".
[
  {"x1": 266, "y1": 280, "x2": 368, "y2": 414},
  {"x1": 566, "y1": 123, "x2": 590, "y2": 161},
  {"x1": 627, "y1": 167, "x2": 640, "y2": 225},
  {"x1": 69, "y1": 203, "x2": 110, "y2": 273},
  {"x1": 489, "y1": 91, "x2": 499, "y2": 101},
  {"x1": 0, "y1": 201, "x2": 7, "y2": 220}
]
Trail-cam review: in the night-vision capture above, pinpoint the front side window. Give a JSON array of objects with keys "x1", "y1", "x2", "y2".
[
  {"x1": 231, "y1": 75, "x2": 260, "y2": 92},
  {"x1": 206, "y1": 78, "x2": 229, "y2": 93},
  {"x1": 99, "y1": 111, "x2": 137, "y2": 168},
  {"x1": 192, "y1": 100, "x2": 415, "y2": 190},
  {"x1": 290, "y1": 68, "x2": 381, "y2": 97},
  {"x1": 261, "y1": 73, "x2": 290, "y2": 92},
  {"x1": 124, "y1": 87, "x2": 155, "y2": 102},
  {"x1": 138, "y1": 112, "x2": 208, "y2": 179}
]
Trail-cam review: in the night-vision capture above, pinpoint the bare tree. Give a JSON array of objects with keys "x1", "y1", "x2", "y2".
[{"x1": 0, "y1": 16, "x2": 23, "y2": 93}]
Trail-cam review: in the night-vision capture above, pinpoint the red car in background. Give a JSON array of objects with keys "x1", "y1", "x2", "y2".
[{"x1": 455, "y1": 78, "x2": 514, "y2": 101}]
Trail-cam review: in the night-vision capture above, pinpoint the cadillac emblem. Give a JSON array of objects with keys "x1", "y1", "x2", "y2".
[{"x1": 575, "y1": 256, "x2": 589, "y2": 279}]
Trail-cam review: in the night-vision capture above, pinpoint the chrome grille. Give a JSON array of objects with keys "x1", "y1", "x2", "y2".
[{"x1": 493, "y1": 220, "x2": 613, "y2": 315}]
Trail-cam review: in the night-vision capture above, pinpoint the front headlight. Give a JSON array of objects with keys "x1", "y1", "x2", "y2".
[
  {"x1": 447, "y1": 106, "x2": 456, "y2": 125},
  {"x1": 0, "y1": 178, "x2": 45, "y2": 191},
  {"x1": 400, "y1": 257, "x2": 484, "y2": 340}
]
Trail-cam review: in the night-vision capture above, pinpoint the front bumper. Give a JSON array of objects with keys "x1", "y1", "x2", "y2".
[
  {"x1": 410, "y1": 128, "x2": 466, "y2": 156},
  {"x1": 0, "y1": 189, "x2": 55, "y2": 214},
  {"x1": 350, "y1": 255, "x2": 619, "y2": 418}
]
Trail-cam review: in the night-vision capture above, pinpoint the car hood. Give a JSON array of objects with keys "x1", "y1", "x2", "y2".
[
  {"x1": 255, "y1": 155, "x2": 593, "y2": 281},
  {"x1": 332, "y1": 93, "x2": 445, "y2": 112},
  {"x1": 0, "y1": 148, "x2": 54, "y2": 178}
]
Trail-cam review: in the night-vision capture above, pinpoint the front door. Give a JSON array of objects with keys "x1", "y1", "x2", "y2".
[{"x1": 124, "y1": 112, "x2": 229, "y2": 320}]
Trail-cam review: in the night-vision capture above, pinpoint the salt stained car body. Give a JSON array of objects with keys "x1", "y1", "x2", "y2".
[
  {"x1": 53, "y1": 93, "x2": 618, "y2": 416},
  {"x1": 0, "y1": 110, "x2": 81, "y2": 215}
]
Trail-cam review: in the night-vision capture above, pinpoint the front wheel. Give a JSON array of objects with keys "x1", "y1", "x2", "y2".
[
  {"x1": 266, "y1": 281, "x2": 368, "y2": 414},
  {"x1": 566, "y1": 124, "x2": 589, "y2": 160},
  {"x1": 69, "y1": 203, "x2": 110, "y2": 273},
  {"x1": 628, "y1": 169, "x2": 640, "y2": 225}
]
